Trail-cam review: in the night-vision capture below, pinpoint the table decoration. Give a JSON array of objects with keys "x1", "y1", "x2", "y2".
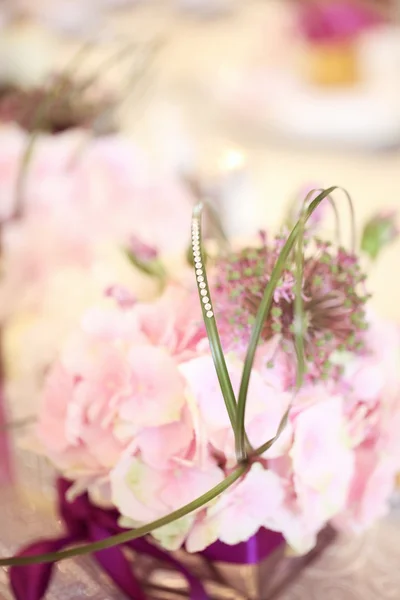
[
  {"x1": 295, "y1": 0, "x2": 387, "y2": 87},
  {"x1": 0, "y1": 187, "x2": 399, "y2": 599}
]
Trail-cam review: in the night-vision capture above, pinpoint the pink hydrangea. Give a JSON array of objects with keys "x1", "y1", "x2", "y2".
[
  {"x1": 0, "y1": 126, "x2": 193, "y2": 418},
  {"x1": 331, "y1": 317, "x2": 400, "y2": 534},
  {"x1": 0, "y1": 126, "x2": 192, "y2": 315},
  {"x1": 34, "y1": 236, "x2": 400, "y2": 555},
  {"x1": 186, "y1": 463, "x2": 285, "y2": 550},
  {"x1": 37, "y1": 286, "x2": 204, "y2": 492}
]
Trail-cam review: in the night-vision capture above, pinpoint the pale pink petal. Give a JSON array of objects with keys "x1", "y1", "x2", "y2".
[
  {"x1": 118, "y1": 346, "x2": 185, "y2": 429},
  {"x1": 187, "y1": 464, "x2": 285, "y2": 550}
]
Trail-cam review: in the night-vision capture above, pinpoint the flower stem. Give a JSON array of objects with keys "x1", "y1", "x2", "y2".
[
  {"x1": 191, "y1": 204, "x2": 239, "y2": 451},
  {"x1": 0, "y1": 465, "x2": 247, "y2": 567},
  {"x1": 294, "y1": 207, "x2": 306, "y2": 389},
  {"x1": 13, "y1": 43, "x2": 92, "y2": 214},
  {"x1": 235, "y1": 187, "x2": 338, "y2": 462}
]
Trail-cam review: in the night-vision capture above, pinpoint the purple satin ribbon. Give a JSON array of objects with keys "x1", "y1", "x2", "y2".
[
  {"x1": 0, "y1": 357, "x2": 13, "y2": 485},
  {"x1": 0, "y1": 403, "x2": 12, "y2": 484},
  {"x1": 10, "y1": 479, "x2": 284, "y2": 600},
  {"x1": 299, "y1": 1, "x2": 383, "y2": 42}
]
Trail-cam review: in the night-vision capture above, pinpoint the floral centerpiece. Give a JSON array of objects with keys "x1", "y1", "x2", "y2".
[
  {"x1": 0, "y1": 186, "x2": 399, "y2": 599},
  {"x1": 296, "y1": 0, "x2": 388, "y2": 86}
]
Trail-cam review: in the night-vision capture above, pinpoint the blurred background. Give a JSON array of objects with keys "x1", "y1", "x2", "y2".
[{"x1": 0, "y1": 0, "x2": 399, "y2": 320}]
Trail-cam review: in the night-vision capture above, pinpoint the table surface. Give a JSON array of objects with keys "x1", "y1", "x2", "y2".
[{"x1": 1, "y1": 480, "x2": 400, "y2": 599}]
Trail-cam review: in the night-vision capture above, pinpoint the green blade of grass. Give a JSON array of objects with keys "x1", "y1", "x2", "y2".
[
  {"x1": 338, "y1": 186, "x2": 356, "y2": 253},
  {"x1": 0, "y1": 464, "x2": 247, "y2": 567},
  {"x1": 293, "y1": 206, "x2": 306, "y2": 389},
  {"x1": 254, "y1": 406, "x2": 290, "y2": 456},
  {"x1": 191, "y1": 203, "x2": 240, "y2": 454},
  {"x1": 235, "y1": 187, "x2": 338, "y2": 461}
]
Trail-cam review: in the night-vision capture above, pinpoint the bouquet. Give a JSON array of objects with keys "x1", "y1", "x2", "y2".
[{"x1": 1, "y1": 185, "x2": 399, "y2": 599}]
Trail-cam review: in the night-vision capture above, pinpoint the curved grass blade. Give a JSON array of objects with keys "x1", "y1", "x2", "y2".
[
  {"x1": 191, "y1": 203, "x2": 239, "y2": 451},
  {"x1": 293, "y1": 205, "x2": 306, "y2": 389},
  {"x1": 254, "y1": 405, "x2": 290, "y2": 456},
  {"x1": 0, "y1": 464, "x2": 247, "y2": 567},
  {"x1": 254, "y1": 186, "x2": 342, "y2": 457},
  {"x1": 184, "y1": 175, "x2": 230, "y2": 254},
  {"x1": 338, "y1": 186, "x2": 356, "y2": 253},
  {"x1": 235, "y1": 187, "x2": 338, "y2": 461}
]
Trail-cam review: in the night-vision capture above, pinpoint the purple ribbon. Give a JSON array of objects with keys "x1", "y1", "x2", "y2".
[
  {"x1": 0, "y1": 357, "x2": 13, "y2": 485},
  {"x1": 10, "y1": 479, "x2": 284, "y2": 600}
]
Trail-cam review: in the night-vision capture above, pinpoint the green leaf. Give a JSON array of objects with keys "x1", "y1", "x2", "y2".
[
  {"x1": 293, "y1": 205, "x2": 306, "y2": 389},
  {"x1": 191, "y1": 203, "x2": 239, "y2": 450},
  {"x1": 361, "y1": 210, "x2": 398, "y2": 261},
  {"x1": 235, "y1": 187, "x2": 338, "y2": 461},
  {"x1": 0, "y1": 465, "x2": 247, "y2": 567},
  {"x1": 125, "y1": 248, "x2": 166, "y2": 282}
]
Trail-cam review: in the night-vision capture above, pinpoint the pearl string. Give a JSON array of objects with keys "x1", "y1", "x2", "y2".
[{"x1": 192, "y1": 206, "x2": 213, "y2": 319}]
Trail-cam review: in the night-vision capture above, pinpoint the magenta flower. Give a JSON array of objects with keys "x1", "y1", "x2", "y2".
[{"x1": 298, "y1": 0, "x2": 385, "y2": 43}]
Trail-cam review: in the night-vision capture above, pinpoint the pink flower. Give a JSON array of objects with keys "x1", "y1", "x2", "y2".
[
  {"x1": 334, "y1": 440, "x2": 398, "y2": 534},
  {"x1": 128, "y1": 407, "x2": 194, "y2": 470},
  {"x1": 36, "y1": 286, "x2": 206, "y2": 499},
  {"x1": 134, "y1": 286, "x2": 206, "y2": 361},
  {"x1": 338, "y1": 316, "x2": 400, "y2": 446},
  {"x1": 38, "y1": 362, "x2": 125, "y2": 474},
  {"x1": 0, "y1": 127, "x2": 192, "y2": 311},
  {"x1": 186, "y1": 463, "x2": 285, "y2": 551},
  {"x1": 180, "y1": 353, "x2": 290, "y2": 464},
  {"x1": 111, "y1": 454, "x2": 223, "y2": 524},
  {"x1": 331, "y1": 317, "x2": 400, "y2": 533},
  {"x1": 290, "y1": 393, "x2": 354, "y2": 526},
  {"x1": 0, "y1": 127, "x2": 193, "y2": 417},
  {"x1": 118, "y1": 345, "x2": 186, "y2": 430},
  {"x1": 30, "y1": 215, "x2": 400, "y2": 557}
]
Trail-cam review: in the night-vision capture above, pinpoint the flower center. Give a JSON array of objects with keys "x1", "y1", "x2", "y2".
[{"x1": 212, "y1": 235, "x2": 369, "y2": 380}]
